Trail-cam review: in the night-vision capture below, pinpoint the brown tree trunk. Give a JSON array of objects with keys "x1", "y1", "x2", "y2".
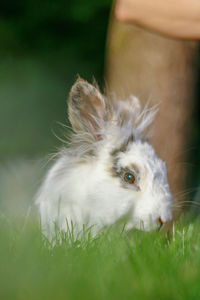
[{"x1": 105, "y1": 16, "x2": 198, "y2": 213}]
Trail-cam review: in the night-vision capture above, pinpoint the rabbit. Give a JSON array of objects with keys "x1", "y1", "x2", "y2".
[{"x1": 36, "y1": 78, "x2": 172, "y2": 239}]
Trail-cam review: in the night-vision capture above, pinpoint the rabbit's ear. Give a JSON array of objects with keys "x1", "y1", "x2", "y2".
[
  {"x1": 68, "y1": 78, "x2": 105, "y2": 134},
  {"x1": 127, "y1": 95, "x2": 141, "y2": 114}
]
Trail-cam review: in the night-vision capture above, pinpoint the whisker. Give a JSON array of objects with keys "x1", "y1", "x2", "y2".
[
  {"x1": 172, "y1": 201, "x2": 200, "y2": 209},
  {"x1": 176, "y1": 200, "x2": 200, "y2": 206},
  {"x1": 168, "y1": 147, "x2": 199, "y2": 161},
  {"x1": 174, "y1": 187, "x2": 200, "y2": 197}
]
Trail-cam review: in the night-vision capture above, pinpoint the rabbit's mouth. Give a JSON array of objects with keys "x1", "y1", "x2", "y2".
[{"x1": 158, "y1": 217, "x2": 164, "y2": 231}]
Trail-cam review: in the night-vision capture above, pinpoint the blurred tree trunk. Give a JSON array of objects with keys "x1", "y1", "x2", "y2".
[{"x1": 105, "y1": 15, "x2": 198, "y2": 211}]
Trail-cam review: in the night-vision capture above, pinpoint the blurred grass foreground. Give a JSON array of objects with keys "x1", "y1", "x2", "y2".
[
  {"x1": 1, "y1": 1, "x2": 200, "y2": 299},
  {"x1": 1, "y1": 216, "x2": 200, "y2": 299}
]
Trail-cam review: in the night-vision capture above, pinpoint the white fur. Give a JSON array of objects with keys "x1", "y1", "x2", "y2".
[{"x1": 36, "y1": 80, "x2": 172, "y2": 239}]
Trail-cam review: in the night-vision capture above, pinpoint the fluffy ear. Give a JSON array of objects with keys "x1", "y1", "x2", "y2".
[
  {"x1": 118, "y1": 95, "x2": 141, "y2": 118},
  {"x1": 68, "y1": 78, "x2": 105, "y2": 134},
  {"x1": 127, "y1": 95, "x2": 141, "y2": 114},
  {"x1": 111, "y1": 94, "x2": 142, "y2": 127}
]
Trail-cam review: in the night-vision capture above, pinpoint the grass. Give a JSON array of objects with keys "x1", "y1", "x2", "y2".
[
  {"x1": 1, "y1": 213, "x2": 200, "y2": 300},
  {"x1": 0, "y1": 160, "x2": 200, "y2": 300}
]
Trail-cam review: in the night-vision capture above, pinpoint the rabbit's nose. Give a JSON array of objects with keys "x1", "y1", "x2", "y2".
[{"x1": 158, "y1": 217, "x2": 164, "y2": 230}]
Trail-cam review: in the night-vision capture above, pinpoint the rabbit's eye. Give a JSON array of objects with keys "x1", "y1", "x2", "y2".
[{"x1": 123, "y1": 172, "x2": 136, "y2": 184}]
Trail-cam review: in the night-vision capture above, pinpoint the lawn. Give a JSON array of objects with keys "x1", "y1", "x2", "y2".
[{"x1": 1, "y1": 212, "x2": 200, "y2": 300}]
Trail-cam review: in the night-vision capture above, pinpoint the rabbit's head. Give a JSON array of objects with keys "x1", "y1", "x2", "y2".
[{"x1": 67, "y1": 78, "x2": 172, "y2": 231}]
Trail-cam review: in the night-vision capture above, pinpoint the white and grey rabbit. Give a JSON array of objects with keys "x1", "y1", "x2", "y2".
[{"x1": 36, "y1": 78, "x2": 172, "y2": 239}]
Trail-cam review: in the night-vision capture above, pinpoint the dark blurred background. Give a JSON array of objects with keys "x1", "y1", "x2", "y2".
[
  {"x1": 0, "y1": 0, "x2": 112, "y2": 215},
  {"x1": 0, "y1": 0, "x2": 112, "y2": 159}
]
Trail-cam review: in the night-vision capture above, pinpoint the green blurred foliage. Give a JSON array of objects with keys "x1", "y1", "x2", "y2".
[
  {"x1": 0, "y1": 0, "x2": 111, "y2": 57},
  {"x1": 0, "y1": 0, "x2": 112, "y2": 159}
]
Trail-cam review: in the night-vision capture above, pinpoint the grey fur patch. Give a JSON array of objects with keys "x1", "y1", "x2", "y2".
[{"x1": 106, "y1": 155, "x2": 140, "y2": 191}]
